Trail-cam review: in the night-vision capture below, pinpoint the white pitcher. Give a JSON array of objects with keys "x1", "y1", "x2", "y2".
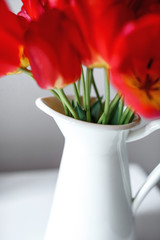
[{"x1": 36, "y1": 96, "x2": 160, "y2": 240}]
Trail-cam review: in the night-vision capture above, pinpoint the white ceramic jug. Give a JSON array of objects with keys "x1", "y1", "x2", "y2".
[{"x1": 36, "y1": 96, "x2": 160, "y2": 240}]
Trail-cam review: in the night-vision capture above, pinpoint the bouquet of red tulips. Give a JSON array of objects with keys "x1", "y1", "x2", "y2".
[{"x1": 1, "y1": 0, "x2": 160, "y2": 124}]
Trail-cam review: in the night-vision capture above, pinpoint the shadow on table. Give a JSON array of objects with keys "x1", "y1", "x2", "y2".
[{"x1": 135, "y1": 210, "x2": 160, "y2": 240}]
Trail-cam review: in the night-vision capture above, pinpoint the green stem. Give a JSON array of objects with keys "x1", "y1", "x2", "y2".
[
  {"x1": 19, "y1": 67, "x2": 33, "y2": 78},
  {"x1": 50, "y1": 89, "x2": 60, "y2": 100},
  {"x1": 50, "y1": 89, "x2": 69, "y2": 116},
  {"x1": 57, "y1": 88, "x2": 79, "y2": 119},
  {"x1": 97, "y1": 112, "x2": 104, "y2": 124},
  {"x1": 119, "y1": 107, "x2": 130, "y2": 124},
  {"x1": 98, "y1": 93, "x2": 121, "y2": 124},
  {"x1": 81, "y1": 68, "x2": 86, "y2": 109},
  {"x1": 61, "y1": 102, "x2": 69, "y2": 116},
  {"x1": 102, "y1": 68, "x2": 110, "y2": 124},
  {"x1": 117, "y1": 97, "x2": 124, "y2": 124},
  {"x1": 106, "y1": 93, "x2": 121, "y2": 124},
  {"x1": 86, "y1": 68, "x2": 91, "y2": 122},
  {"x1": 73, "y1": 82, "x2": 80, "y2": 105},
  {"x1": 109, "y1": 93, "x2": 121, "y2": 113},
  {"x1": 77, "y1": 78, "x2": 81, "y2": 95},
  {"x1": 124, "y1": 108, "x2": 134, "y2": 124},
  {"x1": 91, "y1": 70, "x2": 103, "y2": 112}
]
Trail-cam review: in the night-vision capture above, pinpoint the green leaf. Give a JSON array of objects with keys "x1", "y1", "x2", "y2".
[
  {"x1": 124, "y1": 109, "x2": 135, "y2": 124},
  {"x1": 117, "y1": 97, "x2": 124, "y2": 124},
  {"x1": 129, "y1": 113, "x2": 135, "y2": 123},
  {"x1": 71, "y1": 100, "x2": 75, "y2": 109},
  {"x1": 90, "y1": 99, "x2": 102, "y2": 123},
  {"x1": 103, "y1": 93, "x2": 120, "y2": 124},
  {"x1": 109, "y1": 98, "x2": 124, "y2": 125},
  {"x1": 109, "y1": 105, "x2": 119, "y2": 124},
  {"x1": 108, "y1": 99, "x2": 120, "y2": 125},
  {"x1": 75, "y1": 103, "x2": 86, "y2": 121}
]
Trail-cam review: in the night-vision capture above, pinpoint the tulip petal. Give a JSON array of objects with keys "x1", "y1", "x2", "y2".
[
  {"x1": 20, "y1": 0, "x2": 133, "y2": 68},
  {"x1": 125, "y1": 0, "x2": 160, "y2": 17},
  {"x1": 24, "y1": 9, "x2": 86, "y2": 89},
  {"x1": 0, "y1": 0, "x2": 24, "y2": 76},
  {"x1": 63, "y1": 0, "x2": 134, "y2": 67},
  {"x1": 20, "y1": 0, "x2": 46, "y2": 20},
  {"x1": 111, "y1": 14, "x2": 160, "y2": 118}
]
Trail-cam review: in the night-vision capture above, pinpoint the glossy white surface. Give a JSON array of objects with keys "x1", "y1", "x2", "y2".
[
  {"x1": 127, "y1": 119, "x2": 160, "y2": 143},
  {"x1": 0, "y1": 165, "x2": 160, "y2": 240},
  {"x1": 132, "y1": 163, "x2": 160, "y2": 213},
  {"x1": 36, "y1": 96, "x2": 160, "y2": 240}
]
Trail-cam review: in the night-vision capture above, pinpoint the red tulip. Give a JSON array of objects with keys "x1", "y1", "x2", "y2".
[
  {"x1": 89, "y1": 3, "x2": 133, "y2": 67},
  {"x1": 55, "y1": 0, "x2": 134, "y2": 68},
  {"x1": 111, "y1": 14, "x2": 160, "y2": 118},
  {"x1": 19, "y1": 0, "x2": 133, "y2": 68},
  {"x1": 19, "y1": 0, "x2": 58, "y2": 20},
  {"x1": 24, "y1": 8, "x2": 90, "y2": 89},
  {"x1": 126, "y1": 0, "x2": 160, "y2": 17},
  {"x1": 0, "y1": 0, "x2": 25, "y2": 76},
  {"x1": 19, "y1": 0, "x2": 47, "y2": 20}
]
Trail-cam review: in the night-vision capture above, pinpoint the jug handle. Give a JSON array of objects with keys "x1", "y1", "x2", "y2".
[
  {"x1": 132, "y1": 163, "x2": 160, "y2": 214},
  {"x1": 126, "y1": 120, "x2": 160, "y2": 214},
  {"x1": 126, "y1": 119, "x2": 160, "y2": 143}
]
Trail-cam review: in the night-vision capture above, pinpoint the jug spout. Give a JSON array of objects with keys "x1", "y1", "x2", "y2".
[{"x1": 132, "y1": 163, "x2": 160, "y2": 214}]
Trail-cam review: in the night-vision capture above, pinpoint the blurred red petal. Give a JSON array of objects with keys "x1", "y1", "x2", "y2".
[
  {"x1": 18, "y1": 6, "x2": 32, "y2": 21},
  {"x1": 63, "y1": 0, "x2": 133, "y2": 67},
  {"x1": 0, "y1": 31, "x2": 21, "y2": 74},
  {"x1": 111, "y1": 14, "x2": 160, "y2": 118},
  {"x1": 24, "y1": 9, "x2": 84, "y2": 89},
  {"x1": 20, "y1": 0, "x2": 133, "y2": 68},
  {"x1": 20, "y1": 0, "x2": 46, "y2": 20},
  {"x1": 125, "y1": 0, "x2": 160, "y2": 17},
  {"x1": 0, "y1": 0, "x2": 24, "y2": 76},
  {"x1": 111, "y1": 71, "x2": 160, "y2": 118}
]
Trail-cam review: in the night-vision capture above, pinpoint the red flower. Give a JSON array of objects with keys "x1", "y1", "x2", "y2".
[
  {"x1": 23, "y1": 0, "x2": 133, "y2": 67},
  {"x1": 58, "y1": 0, "x2": 134, "y2": 68},
  {"x1": 111, "y1": 14, "x2": 160, "y2": 118},
  {"x1": 89, "y1": 3, "x2": 133, "y2": 67},
  {"x1": 24, "y1": 8, "x2": 90, "y2": 89},
  {"x1": 0, "y1": 0, "x2": 25, "y2": 76},
  {"x1": 19, "y1": 0, "x2": 133, "y2": 68},
  {"x1": 18, "y1": 0, "x2": 58, "y2": 20},
  {"x1": 126, "y1": 0, "x2": 160, "y2": 17},
  {"x1": 19, "y1": 0, "x2": 47, "y2": 20},
  {"x1": 115, "y1": 0, "x2": 160, "y2": 21}
]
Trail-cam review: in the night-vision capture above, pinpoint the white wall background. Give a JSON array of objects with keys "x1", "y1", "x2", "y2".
[{"x1": 0, "y1": 0, "x2": 160, "y2": 180}]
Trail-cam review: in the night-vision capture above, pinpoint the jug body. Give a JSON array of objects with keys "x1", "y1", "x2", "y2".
[
  {"x1": 46, "y1": 127, "x2": 136, "y2": 240},
  {"x1": 38, "y1": 97, "x2": 140, "y2": 240},
  {"x1": 36, "y1": 96, "x2": 160, "y2": 240}
]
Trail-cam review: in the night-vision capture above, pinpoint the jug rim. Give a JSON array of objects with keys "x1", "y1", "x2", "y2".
[{"x1": 36, "y1": 96, "x2": 141, "y2": 131}]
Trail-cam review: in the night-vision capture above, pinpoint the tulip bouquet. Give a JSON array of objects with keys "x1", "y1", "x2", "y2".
[{"x1": 1, "y1": 0, "x2": 160, "y2": 124}]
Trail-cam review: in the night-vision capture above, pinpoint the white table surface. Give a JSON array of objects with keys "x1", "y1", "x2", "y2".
[{"x1": 0, "y1": 164, "x2": 160, "y2": 240}]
